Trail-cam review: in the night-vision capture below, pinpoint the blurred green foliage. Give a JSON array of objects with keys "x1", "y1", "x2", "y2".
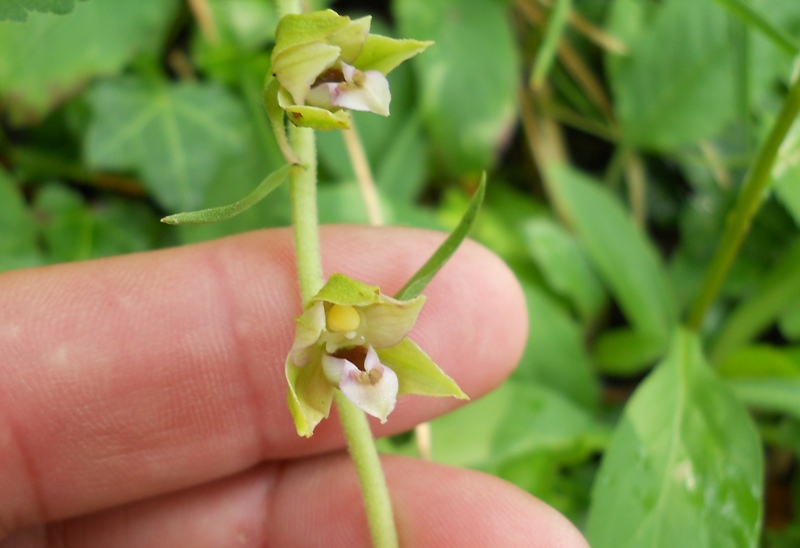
[{"x1": 4, "y1": 0, "x2": 800, "y2": 544}]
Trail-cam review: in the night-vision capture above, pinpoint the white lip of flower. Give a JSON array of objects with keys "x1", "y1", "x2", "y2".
[
  {"x1": 305, "y1": 62, "x2": 391, "y2": 117},
  {"x1": 285, "y1": 274, "x2": 467, "y2": 438},
  {"x1": 322, "y1": 345, "x2": 399, "y2": 422}
]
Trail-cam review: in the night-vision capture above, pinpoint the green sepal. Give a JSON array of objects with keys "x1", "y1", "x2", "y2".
[
  {"x1": 273, "y1": 10, "x2": 350, "y2": 56},
  {"x1": 355, "y1": 35, "x2": 434, "y2": 74},
  {"x1": 272, "y1": 41, "x2": 341, "y2": 104},
  {"x1": 160, "y1": 163, "x2": 295, "y2": 225},
  {"x1": 263, "y1": 78, "x2": 299, "y2": 164},
  {"x1": 396, "y1": 173, "x2": 486, "y2": 300},
  {"x1": 377, "y1": 338, "x2": 468, "y2": 399},
  {"x1": 278, "y1": 88, "x2": 351, "y2": 129},
  {"x1": 286, "y1": 345, "x2": 334, "y2": 438},
  {"x1": 313, "y1": 273, "x2": 384, "y2": 307},
  {"x1": 327, "y1": 15, "x2": 371, "y2": 63}
]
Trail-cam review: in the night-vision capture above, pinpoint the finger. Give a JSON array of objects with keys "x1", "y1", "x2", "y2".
[
  {"x1": 0, "y1": 226, "x2": 527, "y2": 537},
  {"x1": 3, "y1": 455, "x2": 587, "y2": 548}
]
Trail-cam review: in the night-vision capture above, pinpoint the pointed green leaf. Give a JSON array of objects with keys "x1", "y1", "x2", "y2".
[
  {"x1": 550, "y1": 165, "x2": 676, "y2": 374},
  {"x1": 377, "y1": 338, "x2": 467, "y2": 399},
  {"x1": 521, "y1": 218, "x2": 605, "y2": 323},
  {"x1": 0, "y1": 0, "x2": 178, "y2": 123},
  {"x1": 395, "y1": 174, "x2": 485, "y2": 300},
  {"x1": 161, "y1": 163, "x2": 294, "y2": 225},
  {"x1": 587, "y1": 329, "x2": 763, "y2": 547},
  {"x1": 529, "y1": 0, "x2": 571, "y2": 89},
  {"x1": 85, "y1": 77, "x2": 248, "y2": 212}
]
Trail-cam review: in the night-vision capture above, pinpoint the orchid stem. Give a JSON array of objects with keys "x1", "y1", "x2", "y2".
[
  {"x1": 335, "y1": 392, "x2": 399, "y2": 548},
  {"x1": 288, "y1": 126, "x2": 324, "y2": 303},
  {"x1": 276, "y1": 4, "x2": 398, "y2": 547}
]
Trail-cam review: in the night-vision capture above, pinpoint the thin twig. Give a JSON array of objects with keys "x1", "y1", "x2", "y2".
[
  {"x1": 187, "y1": 0, "x2": 219, "y2": 44},
  {"x1": 342, "y1": 120, "x2": 384, "y2": 226}
]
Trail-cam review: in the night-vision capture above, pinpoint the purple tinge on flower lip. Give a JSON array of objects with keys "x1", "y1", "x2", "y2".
[
  {"x1": 285, "y1": 274, "x2": 467, "y2": 437},
  {"x1": 323, "y1": 345, "x2": 399, "y2": 422},
  {"x1": 305, "y1": 63, "x2": 391, "y2": 117}
]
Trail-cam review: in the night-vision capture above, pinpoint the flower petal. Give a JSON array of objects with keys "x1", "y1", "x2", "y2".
[
  {"x1": 338, "y1": 348, "x2": 399, "y2": 422},
  {"x1": 331, "y1": 69, "x2": 391, "y2": 117},
  {"x1": 286, "y1": 351, "x2": 335, "y2": 437},
  {"x1": 272, "y1": 42, "x2": 341, "y2": 105},
  {"x1": 354, "y1": 34, "x2": 434, "y2": 75},
  {"x1": 361, "y1": 294, "x2": 425, "y2": 348},
  {"x1": 376, "y1": 338, "x2": 468, "y2": 399}
]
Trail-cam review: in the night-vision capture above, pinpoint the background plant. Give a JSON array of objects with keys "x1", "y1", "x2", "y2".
[{"x1": 3, "y1": 0, "x2": 800, "y2": 545}]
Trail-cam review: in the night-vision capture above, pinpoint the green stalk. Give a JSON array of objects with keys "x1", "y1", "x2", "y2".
[
  {"x1": 334, "y1": 392, "x2": 399, "y2": 548},
  {"x1": 288, "y1": 126, "x2": 324, "y2": 303},
  {"x1": 686, "y1": 74, "x2": 800, "y2": 331},
  {"x1": 275, "y1": 2, "x2": 399, "y2": 546}
]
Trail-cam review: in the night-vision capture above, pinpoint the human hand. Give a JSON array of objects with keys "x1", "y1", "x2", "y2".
[{"x1": 0, "y1": 226, "x2": 587, "y2": 546}]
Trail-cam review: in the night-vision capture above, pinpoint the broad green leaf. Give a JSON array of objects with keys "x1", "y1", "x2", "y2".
[
  {"x1": 587, "y1": 329, "x2": 763, "y2": 547},
  {"x1": 515, "y1": 280, "x2": 600, "y2": 409},
  {"x1": 33, "y1": 182, "x2": 163, "y2": 263},
  {"x1": 0, "y1": 0, "x2": 85, "y2": 22},
  {"x1": 394, "y1": 0, "x2": 519, "y2": 175},
  {"x1": 395, "y1": 174, "x2": 485, "y2": 300},
  {"x1": 85, "y1": 77, "x2": 248, "y2": 212},
  {"x1": 0, "y1": 169, "x2": 42, "y2": 271},
  {"x1": 0, "y1": 0, "x2": 178, "y2": 123},
  {"x1": 521, "y1": 218, "x2": 605, "y2": 323},
  {"x1": 551, "y1": 165, "x2": 676, "y2": 373},
  {"x1": 606, "y1": 0, "x2": 735, "y2": 149},
  {"x1": 161, "y1": 163, "x2": 294, "y2": 225},
  {"x1": 430, "y1": 380, "x2": 599, "y2": 470},
  {"x1": 711, "y1": 239, "x2": 800, "y2": 363}
]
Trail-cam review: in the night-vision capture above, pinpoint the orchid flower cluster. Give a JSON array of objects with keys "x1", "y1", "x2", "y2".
[
  {"x1": 162, "y1": 6, "x2": 478, "y2": 544},
  {"x1": 268, "y1": 10, "x2": 468, "y2": 438}
]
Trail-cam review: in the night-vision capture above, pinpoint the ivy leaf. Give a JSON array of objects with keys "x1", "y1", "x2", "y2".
[
  {"x1": 85, "y1": 77, "x2": 249, "y2": 212},
  {"x1": 586, "y1": 329, "x2": 763, "y2": 547},
  {"x1": 0, "y1": 0, "x2": 86, "y2": 22},
  {"x1": 0, "y1": 0, "x2": 178, "y2": 123}
]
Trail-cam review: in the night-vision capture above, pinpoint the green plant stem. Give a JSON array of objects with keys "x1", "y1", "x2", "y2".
[
  {"x1": 686, "y1": 74, "x2": 800, "y2": 331},
  {"x1": 288, "y1": 128, "x2": 324, "y2": 303},
  {"x1": 334, "y1": 392, "x2": 399, "y2": 548},
  {"x1": 275, "y1": 3, "x2": 399, "y2": 547}
]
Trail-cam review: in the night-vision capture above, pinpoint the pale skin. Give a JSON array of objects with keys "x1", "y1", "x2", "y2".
[{"x1": 0, "y1": 226, "x2": 588, "y2": 547}]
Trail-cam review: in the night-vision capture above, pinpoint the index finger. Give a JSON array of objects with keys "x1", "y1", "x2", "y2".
[{"x1": 0, "y1": 226, "x2": 527, "y2": 536}]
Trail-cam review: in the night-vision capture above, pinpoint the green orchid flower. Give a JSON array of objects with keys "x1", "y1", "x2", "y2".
[
  {"x1": 286, "y1": 274, "x2": 467, "y2": 437},
  {"x1": 270, "y1": 9, "x2": 432, "y2": 130}
]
